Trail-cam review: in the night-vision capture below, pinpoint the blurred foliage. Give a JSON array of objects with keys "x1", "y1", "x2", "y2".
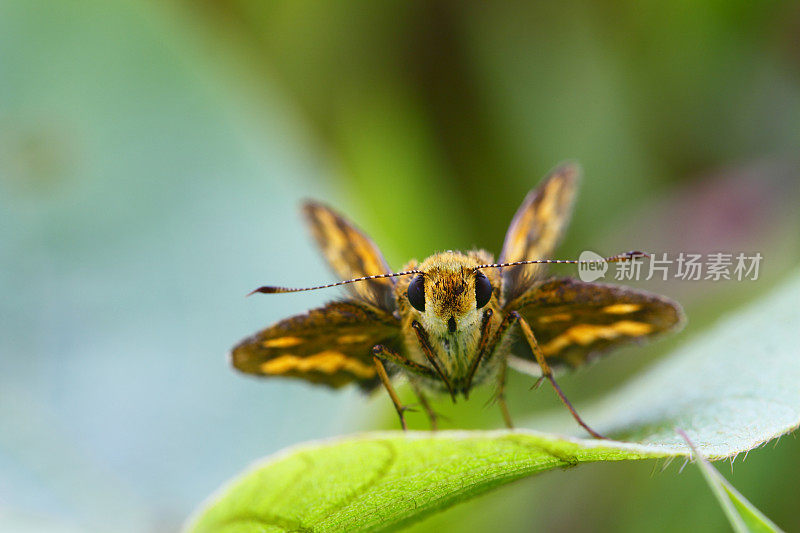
[
  {"x1": 2, "y1": 0, "x2": 800, "y2": 531},
  {"x1": 683, "y1": 430, "x2": 784, "y2": 533},
  {"x1": 186, "y1": 0, "x2": 800, "y2": 261}
]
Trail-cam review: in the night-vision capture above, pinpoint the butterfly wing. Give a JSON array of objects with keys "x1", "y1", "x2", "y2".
[
  {"x1": 231, "y1": 301, "x2": 401, "y2": 390},
  {"x1": 506, "y1": 277, "x2": 684, "y2": 374},
  {"x1": 303, "y1": 201, "x2": 396, "y2": 311},
  {"x1": 499, "y1": 164, "x2": 580, "y2": 302}
]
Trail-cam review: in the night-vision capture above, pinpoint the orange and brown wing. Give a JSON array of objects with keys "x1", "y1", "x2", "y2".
[
  {"x1": 303, "y1": 201, "x2": 396, "y2": 311},
  {"x1": 231, "y1": 301, "x2": 401, "y2": 390},
  {"x1": 499, "y1": 164, "x2": 580, "y2": 302},
  {"x1": 507, "y1": 277, "x2": 684, "y2": 373}
]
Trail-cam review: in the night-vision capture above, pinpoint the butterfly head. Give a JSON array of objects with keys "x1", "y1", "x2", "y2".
[{"x1": 405, "y1": 251, "x2": 496, "y2": 336}]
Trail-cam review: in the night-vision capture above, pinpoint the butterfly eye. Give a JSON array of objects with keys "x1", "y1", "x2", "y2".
[
  {"x1": 475, "y1": 271, "x2": 492, "y2": 309},
  {"x1": 407, "y1": 275, "x2": 426, "y2": 312}
]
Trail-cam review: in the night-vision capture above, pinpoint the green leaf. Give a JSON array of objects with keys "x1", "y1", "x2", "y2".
[
  {"x1": 187, "y1": 431, "x2": 674, "y2": 533},
  {"x1": 680, "y1": 430, "x2": 784, "y2": 533},
  {"x1": 187, "y1": 271, "x2": 800, "y2": 532}
]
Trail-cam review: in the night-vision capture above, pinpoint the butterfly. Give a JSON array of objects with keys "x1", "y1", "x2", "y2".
[{"x1": 231, "y1": 163, "x2": 684, "y2": 436}]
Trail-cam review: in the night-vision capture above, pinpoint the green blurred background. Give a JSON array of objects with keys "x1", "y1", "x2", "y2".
[{"x1": 1, "y1": 1, "x2": 799, "y2": 531}]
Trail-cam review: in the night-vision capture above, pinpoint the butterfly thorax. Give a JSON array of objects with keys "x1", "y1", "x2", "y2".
[{"x1": 394, "y1": 250, "x2": 504, "y2": 393}]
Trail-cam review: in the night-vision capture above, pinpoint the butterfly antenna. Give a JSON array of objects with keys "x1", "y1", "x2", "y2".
[
  {"x1": 247, "y1": 270, "x2": 422, "y2": 296},
  {"x1": 473, "y1": 250, "x2": 649, "y2": 271}
]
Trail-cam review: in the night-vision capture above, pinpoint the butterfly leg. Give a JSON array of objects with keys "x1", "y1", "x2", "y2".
[
  {"x1": 411, "y1": 321, "x2": 456, "y2": 402},
  {"x1": 409, "y1": 380, "x2": 441, "y2": 431},
  {"x1": 464, "y1": 308, "x2": 495, "y2": 397},
  {"x1": 372, "y1": 344, "x2": 439, "y2": 378},
  {"x1": 373, "y1": 344, "x2": 437, "y2": 431},
  {"x1": 514, "y1": 312, "x2": 606, "y2": 439},
  {"x1": 373, "y1": 351, "x2": 411, "y2": 431},
  {"x1": 470, "y1": 310, "x2": 520, "y2": 425},
  {"x1": 495, "y1": 357, "x2": 514, "y2": 429}
]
